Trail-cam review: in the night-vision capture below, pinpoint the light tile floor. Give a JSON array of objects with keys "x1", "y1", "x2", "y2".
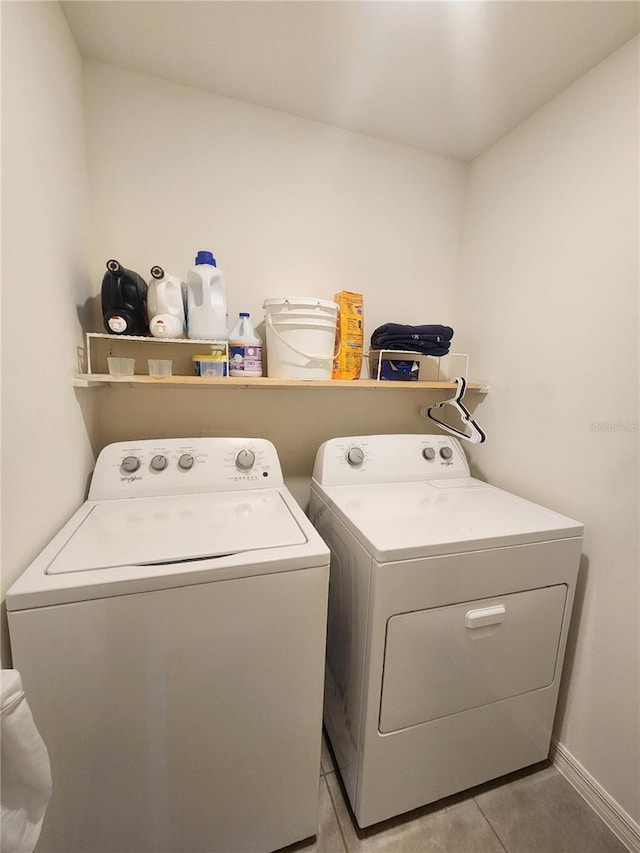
[{"x1": 280, "y1": 732, "x2": 629, "y2": 853}]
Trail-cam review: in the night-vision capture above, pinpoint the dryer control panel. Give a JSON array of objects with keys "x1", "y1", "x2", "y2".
[
  {"x1": 89, "y1": 438, "x2": 284, "y2": 500},
  {"x1": 312, "y1": 435, "x2": 470, "y2": 486}
]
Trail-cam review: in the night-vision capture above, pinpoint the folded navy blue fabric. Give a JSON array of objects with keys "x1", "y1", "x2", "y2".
[{"x1": 371, "y1": 323, "x2": 454, "y2": 356}]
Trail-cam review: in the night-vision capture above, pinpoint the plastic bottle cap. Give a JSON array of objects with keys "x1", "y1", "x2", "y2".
[
  {"x1": 240, "y1": 312, "x2": 249, "y2": 318},
  {"x1": 195, "y1": 251, "x2": 216, "y2": 267}
]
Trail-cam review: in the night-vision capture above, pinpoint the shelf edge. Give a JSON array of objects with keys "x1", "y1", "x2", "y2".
[{"x1": 73, "y1": 374, "x2": 489, "y2": 392}]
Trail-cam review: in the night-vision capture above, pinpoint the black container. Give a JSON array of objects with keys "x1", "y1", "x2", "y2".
[{"x1": 101, "y1": 259, "x2": 149, "y2": 336}]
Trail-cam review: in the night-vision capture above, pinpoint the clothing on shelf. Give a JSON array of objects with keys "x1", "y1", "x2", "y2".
[{"x1": 370, "y1": 323, "x2": 454, "y2": 356}]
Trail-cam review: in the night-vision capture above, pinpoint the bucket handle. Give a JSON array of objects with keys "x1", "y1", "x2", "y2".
[{"x1": 266, "y1": 313, "x2": 341, "y2": 362}]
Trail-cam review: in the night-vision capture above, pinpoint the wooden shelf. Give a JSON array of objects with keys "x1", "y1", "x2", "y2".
[
  {"x1": 73, "y1": 374, "x2": 489, "y2": 392},
  {"x1": 79, "y1": 333, "x2": 489, "y2": 393}
]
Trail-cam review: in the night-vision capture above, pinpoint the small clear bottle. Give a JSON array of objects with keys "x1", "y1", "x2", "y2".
[{"x1": 228, "y1": 313, "x2": 263, "y2": 377}]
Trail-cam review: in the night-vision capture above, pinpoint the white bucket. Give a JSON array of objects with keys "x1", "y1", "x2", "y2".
[{"x1": 264, "y1": 297, "x2": 339, "y2": 380}]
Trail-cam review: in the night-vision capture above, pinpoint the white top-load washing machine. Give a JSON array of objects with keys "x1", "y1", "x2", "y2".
[
  {"x1": 7, "y1": 438, "x2": 330, "y2": 853},
  {"x1": 309, "y1": 434, "x2": 583, "y2": 828}
]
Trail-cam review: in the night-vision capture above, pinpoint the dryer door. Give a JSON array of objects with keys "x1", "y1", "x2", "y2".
[{"x1": 379, "y1": 584, "x2": 567, "y2": 733}]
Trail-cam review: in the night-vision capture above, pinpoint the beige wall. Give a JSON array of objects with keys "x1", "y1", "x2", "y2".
[
  {"x1": 83, "y1": 61, "x2": 470, "y2": 504},
  {"x1": 1, "y1": 2, "x2": 98, "y2": 665},
  {"x1": 457, "y1": 37, "x2": 639, "y2": 822},
  {"x1": 83, "y1": 61, "x2": 467, "y2": 339}
]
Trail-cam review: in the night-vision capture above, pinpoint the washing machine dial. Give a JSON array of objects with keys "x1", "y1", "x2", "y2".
[
  {"x1": 422, "y1": 447, "x2": 436, "y2": 461},
  {"x1": 235, "y1": 449, "x2": 256, "y2": 470},
  {"x1": 121, "y1": 455, "x2": 140, "y2": 473},
  {"x1": 439, "y1": 447, "x2": 453, "y2": 460},
  {"x1": 346, "y1": 447, "x2": 365, "y2": 467},
  {"x1": 150, "y1": 455, "x2": 168, "y2": 472},
  {"x1": 178, "y1": 453, "x2": 195, "y2": 471}
]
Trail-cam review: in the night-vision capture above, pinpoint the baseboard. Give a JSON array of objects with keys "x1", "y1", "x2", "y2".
[{"x1": 551, "y1": 738, "x2": 640, "y2": 853}]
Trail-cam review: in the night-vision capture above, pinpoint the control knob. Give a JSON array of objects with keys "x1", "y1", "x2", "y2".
[
  {"x1": 422, "y1": 447, "x2": 435, "y2": 461},
  {"x1": 150, "y1": 455, "x2": 168, "y2": 472},
  {"x1": 440, "y1": 447, "x2": 453, "y2": 460},
  {"x1": 178, "y1": 453, "x2": 195, "y2": 471},
  {"x1": 121, "y1": 456, "x2": 140, "y2": 473},
  {"x1": 235, "y1": 449, "x2": 256, "y2": 470},
  {"x1": 346, "y1": 447, "x2": 365, "y2": 467}
]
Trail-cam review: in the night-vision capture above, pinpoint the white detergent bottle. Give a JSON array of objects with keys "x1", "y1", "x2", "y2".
[
  {"x1": 147, "y1": 266, "x2": 187, "y2": 338},
  {"x1": 186, "y1": 250, "x2": 228, "y2": 340},
  {"x1": 229, "y1": 313, "x2": 263, "y2": 377}
]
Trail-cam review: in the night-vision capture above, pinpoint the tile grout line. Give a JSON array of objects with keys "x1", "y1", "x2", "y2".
[
  {"x1": 473, "y1": 796, "x2": 511, "y2": 853},
  {"x1": 323, "y1": 772, "x2": 351, "y2": 853}
]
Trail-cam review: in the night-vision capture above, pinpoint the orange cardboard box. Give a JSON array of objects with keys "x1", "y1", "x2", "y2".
[{"x1": 332, "y1": 291, "x2": 364, "y2": 380}]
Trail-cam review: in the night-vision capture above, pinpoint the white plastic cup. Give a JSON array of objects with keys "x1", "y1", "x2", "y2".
[
  {"x1": 107, "y1": 357, "x2": 135, "y2": 377},
  {"x1": 148, "y1": 359, "x2": 172, "y2": 379}
]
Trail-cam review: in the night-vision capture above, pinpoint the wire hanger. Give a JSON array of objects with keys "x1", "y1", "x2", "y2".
[{"x1": 421, "y1": 377, "x2": 486, "y2": 444}]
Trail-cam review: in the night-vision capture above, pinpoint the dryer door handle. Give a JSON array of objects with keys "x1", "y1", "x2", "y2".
[{"x1": 465, "y1": 604, "x2": 505, "y2": 629}]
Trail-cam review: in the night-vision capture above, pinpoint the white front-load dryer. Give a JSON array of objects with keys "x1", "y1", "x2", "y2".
[{"x1": 308, "y1": 434, "x2": 583, "y2": 828}]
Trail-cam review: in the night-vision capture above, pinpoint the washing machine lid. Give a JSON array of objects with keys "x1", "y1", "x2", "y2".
[
  {"x1": 46, "y1": 489, "x2": 307, "y2": 575},
  {"x1": 315, "y1": 478, "x2": 583, "y2": 561}
]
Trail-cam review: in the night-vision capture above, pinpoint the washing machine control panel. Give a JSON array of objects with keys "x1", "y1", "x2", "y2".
[
  {"x1": 346, "y1": 447, "x2": 365, "y2": 467},
  {"x1": 235, "y1": 449, "x2": 256, "y2": 470},
  {"x1": 178, "y1": 453, "x2": 195, "y2": 471},
  {"x1": 313, "y1": 435, "x2": 471, "y2": 485},
  {"x1": 89, "y1": 438, "x2": 284, "y2": 500}
]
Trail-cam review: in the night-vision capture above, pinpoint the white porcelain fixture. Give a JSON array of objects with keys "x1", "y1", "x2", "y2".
[
  {"x1": 7, "y1": 438, "x2": 330, "y2": 853},
  {"x1": 309, "y1": 434, "x2": 583, "y2": 828}
]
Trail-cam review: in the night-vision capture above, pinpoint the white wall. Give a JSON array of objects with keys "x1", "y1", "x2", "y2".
[
  {"x1": 84, "y1": 60, "x2": 466, "y2": 337},
  {"x1": 1, "y1": 2, "x2": 97, "y2": 665},
  {"x1": 457, "y1": 37, "x2": 639, "y2": 823},
  {"x1": 82, "y1": 61, "x2": 468, "y2": 502}
]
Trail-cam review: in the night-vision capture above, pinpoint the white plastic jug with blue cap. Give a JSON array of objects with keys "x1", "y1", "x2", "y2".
[{"x1": 186, "y1": 251, "x2": 228, "y2": 340}]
